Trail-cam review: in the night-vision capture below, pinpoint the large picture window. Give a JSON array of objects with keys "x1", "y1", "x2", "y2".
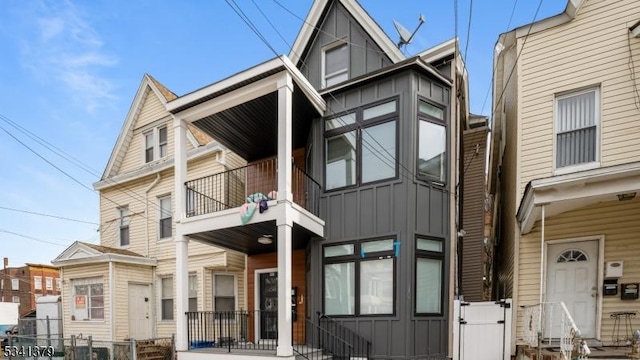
[
  {"x1": 323, "y1": 239, "x2": 396, "y2": 316},
  {"x1": 417, "y1": 99, "x2": 447, "y2": 183},
  {"x1": 72, "y1": 277, "x2": 104, "y2": 321},
  {"x1": 555, "y1": 88, "x2": 599, "y2": 169},
  {"x1": 415, "y1": 236, "x2": 444, "y2": 315},
  {"x1": 325, "y1": 99, "x2": 398, "y2": 190}
]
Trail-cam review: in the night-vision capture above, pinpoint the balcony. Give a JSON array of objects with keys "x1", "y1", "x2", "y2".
[{"x1": 185, "y1": 157, "x2": 321, "y2": 218}]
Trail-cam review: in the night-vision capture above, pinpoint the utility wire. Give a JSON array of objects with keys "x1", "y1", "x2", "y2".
[
  {"x1": 479, "y1": 0, "x2": 519, "y2": 115},
  {"x1": 490, "y1": 0, "x2": 545, "y2": 122},
  {"x1": 463, "y1": 0, "x2": 473, "y2": 64},
  {"x1": 0, "y1": 205, "x2": 98, "y2": 225},
  {"x1": 0, "y1": 228, "x2": 70, "y2": 247},
  {"x1": 0, "y1": 113, "x2": 168, "y2": 216},
  {"x1": 242, "y1": 0, "x2": 420, "y2": 183}
]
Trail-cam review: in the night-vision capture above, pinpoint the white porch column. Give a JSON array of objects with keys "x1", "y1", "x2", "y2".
[
  {"x1": 173, "y1": 116, "x2": 190, "y2": 351},
  {"x1": 276, "y1": 73, "x2": 293, "y2": 357}
]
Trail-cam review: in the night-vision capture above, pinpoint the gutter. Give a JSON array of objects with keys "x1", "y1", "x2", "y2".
[{"x1": 144, "y1": 174, "x2": 161, "y2": 257}]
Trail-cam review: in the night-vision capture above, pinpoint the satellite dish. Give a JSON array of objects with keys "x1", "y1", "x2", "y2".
[{"x1": 393, "y1": 14, "x2": 426, "y2": 49}]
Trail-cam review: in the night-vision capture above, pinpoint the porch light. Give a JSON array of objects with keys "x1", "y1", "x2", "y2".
[
  {"x1": 617, "y1": 192, "x2": 637, "y2": 201},
  {"x1": 258, "y1": 235, "x2": 273, "y2": 245}
]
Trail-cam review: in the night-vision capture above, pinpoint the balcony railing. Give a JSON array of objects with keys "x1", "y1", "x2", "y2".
[
  {"x1": 521, "y1": 302, "x2": 590, "y2": 359},
  {"x1": 185, "y1": 310, "x2": 371, "y2": 359},
  {"x1": 185, "y1": 158, "x2": 321, "y2": 218}
]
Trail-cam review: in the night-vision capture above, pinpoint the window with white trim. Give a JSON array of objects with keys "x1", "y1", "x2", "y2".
[
  {"x1": 12, "y1": 296, "x2": 20, "y2": 303},
  {"x1": 213, "y1": 274, "x2": 235, "y2": 312},
  {"x1": 555, "y1": 88, "x2": 599, "y2": 169},
  {"x1": 72, "y1": 277, "x2": 104, "y2": 320},
  {"x1": 189, "y1": 274, "x2": 198, "y2": 312},
  {"x1": 159, "y1": 196, "x2": 172, "y2": 239},
  {"x1": 34, "y1": 276, "x2": 42, "y2": 290},
  {"x1": 11, "y1": 279, "x2": 19, "y2": 290},
  {"x1": 119, "y1": 207, "x2": 130, "y2": 246},
  {"x1": 161, "y1": 276, "x2": 174, "y2": 320},
  {"x1": 323, "y1": 42, "x2": 348, "y2": 88},
  {"x1": 144, "y1": 126, "x2": 168, "y2": 163},
  {"x1": 56, "y1": 278, "x2": 61, "y2": 290},
  {"x1": 46, "y1": 277, "x2": 53, "y2": 290}
]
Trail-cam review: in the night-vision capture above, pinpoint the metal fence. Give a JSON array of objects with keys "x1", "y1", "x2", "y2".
[{"x1": 4, "y1": 335, "x2": 174, "y2": 360}]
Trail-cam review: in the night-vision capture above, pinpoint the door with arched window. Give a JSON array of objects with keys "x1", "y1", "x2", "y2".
[{"x1": 545, "y1": 240, "x2": 599, "y2": 338}]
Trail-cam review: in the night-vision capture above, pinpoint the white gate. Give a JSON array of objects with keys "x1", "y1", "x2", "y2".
[{"x1": 453, "y1": 299, "x2": 512, "y2": 360}]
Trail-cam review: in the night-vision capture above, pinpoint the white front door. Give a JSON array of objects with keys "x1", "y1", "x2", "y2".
[
  {"x1": 545, "y1": 240, "x2": 598, "y2": 338},
  {"x1": 129, "y1": 283, "x2": 152, "y2": 340}
]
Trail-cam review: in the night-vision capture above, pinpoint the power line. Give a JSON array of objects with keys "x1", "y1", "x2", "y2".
[
  {"x1": 0, "y1": 113, "x2": 169, "y2": 217},
  {"x1": 490, "y1": 0, "x2": 545, "y2": 123},
  {"x1": 0, "y1": 205, "x2": 98, "y2": 225},
  {"x1": 480, "y1": 0, "x2": 519, "y2": 115},
  {"x1": 0, "y1": 228, "x2": 70, "y2": 247},
  {"x1": 463, "y1": 0, "x2": 473, "y2": 64}
]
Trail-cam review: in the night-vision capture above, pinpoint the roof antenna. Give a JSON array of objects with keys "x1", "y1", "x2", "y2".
[{"x1": 393, "y1": 14, "x2": 426, "y2": 49}]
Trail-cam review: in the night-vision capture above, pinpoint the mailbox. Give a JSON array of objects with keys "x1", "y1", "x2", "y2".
[
  {"x1": 603, "y1": 279, "x2": 618, "y2": 296},
  {"x1": 621, "y1": 283, "x2": 639, "y2": 300}
]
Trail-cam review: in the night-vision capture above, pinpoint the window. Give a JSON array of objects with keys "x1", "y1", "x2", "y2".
[
  {"x1": 214, "y1": 274, "x2": 235, "y2": 312},
  {"x1": 159, "y1": 196, "x2": 172, "y2": 239},
  {"x1": 45, "y1": 277, "x2": 53, "y2": 290},
  {"x1": 417, "y1": 99, "x2": 447, "y2": 182},
  {"x1": 555, "y1": 88, "x2": 599, "y2": 169},
  {"x1": 415, "y1": 236, "x2": 444, "y2": 315},
  {"x1": 325, "y1": 99, "x2": 398, "y2": 190},
  {"x1": 13, "y1": 296, "x2": 20, "y2": 303},
  {"x1": 119, "y1": 207, "x2": 130, "y2": 246},
  {"x1": 34, "y1": 276, "x2": 42, "y2": 290},
  {"x1": 144, "y1": 126, "x2": 169, "y2": 163},
  {"x1": 323, "y1": 42, "x2": 348, "y2": 87},
  {"x1": 72, "y1": 277, "x2": 104, "y2": 320},
  {"x1": 56, "y1": 278, "x2": 61, "y2": 290},
  {"x1": 161, "y1": 277, "x2": 174, "y2": 320},
  {"x1": 189, "y1": 274, "x2": 197, "y2": 312},
  {"x1": 323, "y1": 239, "x2": 396, "y2": 316},
  {"x1": 557, "y1": 249, "x2": 588, "y2": 262},
  {"x1": 11, "y1": 279, "x2": 19, "y2": 290}
]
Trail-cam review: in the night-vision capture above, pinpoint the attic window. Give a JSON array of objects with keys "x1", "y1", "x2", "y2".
[
  {"x1": 323, "y1": 42, "x2": 348, "y2": 88},
  {"x1": 144, "y1": 126, "x2": 169, "y2": 163}
]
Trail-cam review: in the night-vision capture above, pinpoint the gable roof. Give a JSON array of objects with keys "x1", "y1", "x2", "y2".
[
  {"x1": 52, "y1": 241, "x2": 156, "y2": 267},
  {"x1": 289, "y1": 0, "x2": 404, "y2": 65},
  {"x1": 101, "y1": 74, "x2": 213, "y2": 180}
]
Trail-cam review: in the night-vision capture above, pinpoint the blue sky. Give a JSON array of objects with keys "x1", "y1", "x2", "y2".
[{"x1": 0, "y1": 0, "x2": 566, "y2": 267}]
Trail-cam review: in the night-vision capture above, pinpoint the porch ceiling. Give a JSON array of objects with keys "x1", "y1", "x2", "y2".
[
  {"x1": 517, "y1": 162, "x2": 640, "y2": 234},
  {"x1": 192, "y1": 85, "x2": 318, "y2": 162},
  {"x1": 188, "y1": 220, "x2": 316, "y2": 255}
]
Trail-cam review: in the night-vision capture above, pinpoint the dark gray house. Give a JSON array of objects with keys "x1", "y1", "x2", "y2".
[{"x1": 166, "y1": 0, "x2": 471, "y2": 359}]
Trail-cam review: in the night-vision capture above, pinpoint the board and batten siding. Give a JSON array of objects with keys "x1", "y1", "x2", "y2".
[
  {"x1": 62, "y1": 264, "x2": 111, "y2": 341},
  {"x1": 113, "y1": 263, "x2": 153, "y2": 340},
  {"x1": 518, "y1": 0, "x2": 640, "y2": 197},
  {"x1": 515, "y1": 199, "x2": 640, "y2": 344}
]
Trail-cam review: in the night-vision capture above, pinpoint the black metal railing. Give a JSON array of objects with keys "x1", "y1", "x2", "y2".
[
  {"x1": 185, "y1": 310, "x2": 370, "y2": 359},
  {"x1": 316, "y1": 312, "x2": 371, "y2": 359},
  {"x1": 185, "y1": 157, "x2": 321, "y2": 217}
]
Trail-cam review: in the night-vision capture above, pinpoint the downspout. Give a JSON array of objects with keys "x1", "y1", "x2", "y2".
[
  {"x1": 539, "y1": 204, "x2": 546, "y2": 328},
  {"x1": 109, "y1": 260, "x2": 115, "y2": 341},
  {"x1": 144, "y1": 174, "x2": 161, "y2": 258}
]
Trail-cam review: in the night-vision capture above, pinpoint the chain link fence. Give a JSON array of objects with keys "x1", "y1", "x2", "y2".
[{"x1": 4, "y1": 335, "x2": 174, "y2": 360}]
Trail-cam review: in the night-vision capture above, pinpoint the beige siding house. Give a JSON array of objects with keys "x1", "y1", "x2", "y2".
[
  {"x1": 53, "y1": 74, "x2": 246, "y2": 342},
  {"x1": 491, "y1": 0, "x2": 640, "y2": 355}
]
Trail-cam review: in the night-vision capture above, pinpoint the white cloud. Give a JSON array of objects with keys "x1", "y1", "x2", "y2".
[{"x1": 19, "y1": 0, "x2": 118, "y2": 112}]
